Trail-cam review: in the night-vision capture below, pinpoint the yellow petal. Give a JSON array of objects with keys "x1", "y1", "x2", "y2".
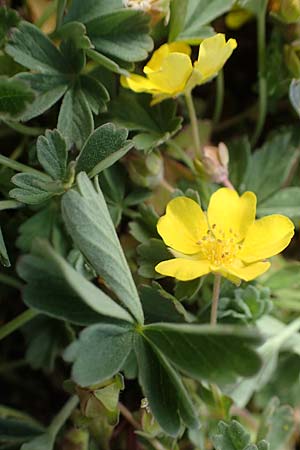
[
  {"x1": 194, "y1": 33, "x2": 237, "y2": 84},
  {"x1": 144, "y1": 42, "x2": 191, "y2": 74},
  {"x1": 238, "y1": 215, "x2": 295, "y2": 263},
  {"x1": 224, "y1": 260, "x2": 271, "y2": 282},
  {"x1": 157, "y1": 197, "x2": 208, "y2": 254},
  {"x1": 120, "y1": 73, "x2": 159, "y2": 94},
  {"x1": 155, "y1": 258, "x2": 210, "y2": 281},
  {"x1": 207, "y1": 188, "x2": 256, "y2": 241},
  {"x1": 147, "y1": 53, "x2": 193, "y2": 95}
]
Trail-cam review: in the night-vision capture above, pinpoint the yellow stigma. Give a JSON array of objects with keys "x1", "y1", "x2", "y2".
[{"x1": 197, "y1": 225, "x2": 240, "y2": 266}]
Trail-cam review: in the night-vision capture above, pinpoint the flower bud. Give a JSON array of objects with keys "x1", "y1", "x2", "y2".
[
  {"x1": 194, "y1": 142, "x2": 229, "y2": 184},
  {"x1": 123, "y1": 0, "x2": 170, "y2": 24},
  {"x1": 284, "y1": 42, "x2": 300, "y2": 77},
  {"x1": 127, "y1": 150, "x2": 164, "y2": 188},
  {"x1": 270, "y1": 0, "x2": 300, "y2": 23}
]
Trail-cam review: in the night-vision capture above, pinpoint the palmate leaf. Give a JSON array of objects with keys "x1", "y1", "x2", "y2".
[
  {"x1": 5, "y1": 21, "x2": 108, "y2": 149},
  {"x1": 212, "y1": 420, "x2": 269, "y2": 450},
  {"x1": 5, "y1": 22, "x2": 66, "y2": 74},
  {"x1": 61, "y1": 172, "x2": 144, "y2": 324},
  {"x1": 64, "y1": 322, "x2": 134, "y2": 386},
  {"x1": 17, "y1": 239, "x2": 133, "y2": 325},
  {"x1": 63, "y1": 0, "x2": 123, "y2": 24},
  {"x1": 143, "y1": 323, "x2": 263, "y2": 384},
  {"x1": 169, "y1": 0, "x2": 234, "y2": 43},
  {"x1": 110, "y1": 92, "x2": 182, "y2": 151},
  {"x1": 15, "y1": 73, "x2": 69, "y2": 121},
  {"x1": 243, "y1": 130, "x2": 300, "y2": 203},
  {"x1": 257, "y1": 187, "x2": 300, "y2": 221},
  {"x1": 86, "y1": 9, "x2": 153, "y2": 63},
  {"x1": 0, "y1": 77, "x2": 34, "y2": 119}
]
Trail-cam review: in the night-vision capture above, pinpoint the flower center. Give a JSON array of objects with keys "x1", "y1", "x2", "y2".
[{"x1": 197, "y1": 224, "x2": 241, "y2": 266}]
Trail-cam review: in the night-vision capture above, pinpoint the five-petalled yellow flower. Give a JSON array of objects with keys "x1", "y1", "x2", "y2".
[
  {"x1": 155, "y1": 188, "x2": 294, "y2": 284},
  {"x1": 121, "y1": 34, "x2": 237, "y2": 104}
]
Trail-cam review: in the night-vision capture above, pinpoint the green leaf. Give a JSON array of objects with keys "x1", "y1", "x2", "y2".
[
  {"x1": 16, "y1": 205, "x2": 58, "y2": 252},
  {"x1": 0, "y1": 410, "x2": 44, "y2": 446},
  {"x1": 10, "y1": 173, "x2": 60, "y2": 205},
  {"x1": 228, "y1": 136, "x2": 251, "y2": 191},
  {"x1": 0, "y1": 7, "x2": 20, "y2": 48},
  {"x1": 57, "y1": 86, "x2": 94, "y2": 150},
  {"x1": 143, "y1": 323, "x2": 263, "y2": 384},
  {"x1": 53, "y1": 21, "x2": 92, "y2": 50},
  {"x1": 257, "y1": 398, "x2": 295, "y2": 450},
  {"x1": 239, "y1": 0, "x2": 268, "y2": 15},
  {"x1": 61, "y1": 172, "x2": 144, "y2": 324},
  {"x1": 24, "y1": 316, "x2": 69, "y2": 372},
  {"x1": 137, "y1": 238, "x2": 172, "y2": 279},
  {"x1": 0, "y1": 77, "x2": 34, "y2": 119},
  {"x1": 110, "y1": 92, "x2": 182, "y2": 151},
  {"x1": 212, "y1": 420, "x2": 269, "y2": 450},
  {"x1": 257, "y1": 187, "x2": 300, "y2": 221},
  {"x1": 173, "y1": 0, "x2": 234, "y2": 43},
  {"x1": 168, "y1": 0, "x2": 188, "y2": 42},
  {"x1": 37, "y1": 129, "x2": 68, "y2": 181},
  {"x1": 227, "y1": 317, "x2": 300, "y2": 407},
  {"x1": 80, "y1": 74, "x2": 109, "y2": 115},
  {"x1": 64, "y1": 0, "x2": 123, "y2": 24},
  {"x1": 243, "y1": 131, "x2": 300, "y2": 202},
  {"x1": 6, "y1": 22, "x2": 66, "y2": 74},
  {"x1": 289, "y1": 78, "x2": 300, "y2": 116},
  {"x1": 17, "y1": 239, "x2": 133, "y2": 325},
  {"x1": 76, "y1": 123, "x2": 132, "y2": 176},
  {"x1": 15, "y1": 73, "x2": 68, "y2": 121},
  {"x1": 0, "y1": 226, "x2": 10, "y2": 267},
  {"x1": 140, "y1": 284, "x2": 191, "y2": 324},
  {"x1": 86, "y1": 9, "x2": 153, "y2": 62},
  {"x1": 64, "y1": 322, "x2": 134, "y2": 386},
  {"x1": 135, "y1": 334, "x2": 199, "y2": 437}
]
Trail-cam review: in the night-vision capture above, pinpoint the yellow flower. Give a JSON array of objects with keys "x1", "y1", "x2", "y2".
[
  {"x1": 155, "y1": 188, "x2": 294, "y2": 284},
  {"x1": 121, "y1": 34, "x2": 237, "y2": 104}
]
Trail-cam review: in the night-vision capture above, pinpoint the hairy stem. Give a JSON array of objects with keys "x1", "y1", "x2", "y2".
[
  {"x1": 0, "y1": 154, "x2": 48, "y2": 179},
  {"x1": 184, "y1": 90, "x2": 202, "y2": 159},
  {"x1": 213, "y1": 70, "x2": 224, "y2": 125},
  {"x1": 210, "y1": 274, "x2": 221, "y2": 325},
  {"x1": 251, "y1": 2, "x2": 268, "y2": 147}
]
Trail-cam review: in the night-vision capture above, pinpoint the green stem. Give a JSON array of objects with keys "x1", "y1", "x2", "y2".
[
  {"x1": 48, "y1": 396, "x2": 78, "y2": 436},
  {"x1": 0, "y1": 310, "x2": 38, "y2": 341},
  {"x1": 0, "y1": 154, "x2": 48, "y2": 179},
  {"x1": 3, "y1": 120, "x2": 45, "y2": 137},
  {"x1": 251, "y1": 2, "x2": 268, "y2": 147},
  {"x1": 210, "y1": 274, "x2": 221, "y2": 326},
  {"x1": 0, "y1": 272, "x2": 23, "y2": 289},
  {"x1": 213, "y1": 70, "x2": 224, "y2": 126},
  {"x1": 184, "y1": 90, "x2": 202, "y2": 160}
]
